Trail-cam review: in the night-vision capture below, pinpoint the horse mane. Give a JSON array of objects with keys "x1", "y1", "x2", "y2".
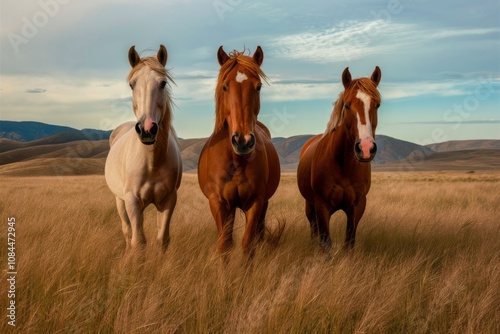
[
  {"x1": 324, "y1": 91, "x2": 345, "y2": 135},
  {"x1": 324, "y1": 78, "x2": 381, "y2": 135},
  {"x1": 214, "y1": 50, "x2": 269, "y2": 133},
  {"x1": 127, "y1": 56, "x2": 175, "y2": 131}
]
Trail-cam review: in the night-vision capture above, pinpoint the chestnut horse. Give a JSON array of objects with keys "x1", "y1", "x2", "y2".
[
  {"x1": 105, "y1": 45, "x2": 182, "y2": 252},
  {"x1": 198, "y1": 46, "x2": 280, "y2": 256},
  {"x1": 297, "y1": 66, "x2": 382, "y2": 250}
]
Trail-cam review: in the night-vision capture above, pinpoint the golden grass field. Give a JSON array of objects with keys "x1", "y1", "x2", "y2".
[{"x1": 1, "y1": 171, "x2": 499, "y2": 333}]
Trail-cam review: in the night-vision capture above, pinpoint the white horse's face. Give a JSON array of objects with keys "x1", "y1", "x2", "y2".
[{"x1": 128, "y1": 45, "x2": 169, "y2": 145}]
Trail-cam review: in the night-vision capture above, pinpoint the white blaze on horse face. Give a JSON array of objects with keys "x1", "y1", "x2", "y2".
[
  {"x1": 355, "y1": 90, "x2": 374, "y2": 159},
  {"x1": 355, "y1": 90, "x2": 373, "y2": 140},
  {"x1": 236, "y1": 71, "x2": 248, "y2": 83}
]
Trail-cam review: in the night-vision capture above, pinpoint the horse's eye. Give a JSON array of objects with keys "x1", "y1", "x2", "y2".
[
  {"x1": 129, "y1": 83, "x2": 134, "y2": 90},
  {"x1": 375, "y1": 103, "x2": 380, "y2": 108},
  {"x1": 222, "y1": 85, "x2": 228, "y2": 91},
  {"x1": 256, "y1": 84, "x2": 262, "y2": 92},
  {"x1": 344, "y1": 103, "x2": 350, "y2": 110},
  {"x1": 160, "y1": 80, "x2": 167, "y2": 89}
]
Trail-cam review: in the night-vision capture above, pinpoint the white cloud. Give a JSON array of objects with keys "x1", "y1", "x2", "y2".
[
  {"x1": 270, "y1": 20, "x2": 412, "y2": 63},
  {"x1": 174, "y1": 76, "x2": 217, "y2": 102},
  {"x1": 382, "y1": 82, "x2": 466, "y2": 100},
  {"x1": 0, "y1": 74, "x2": 132, "y2": 127},
  {"x1": 431, "y1": 28, "x2": 499, "y2": 39},
  {"x1": 383, "y1": 74, "x2": 500, "y2": 100},
  {"x1": 270, "y1": 20, "x2": 500, "y2": 64},
  {"x1": 262, "y1": 81, "x2": 340, "y2": 102}
]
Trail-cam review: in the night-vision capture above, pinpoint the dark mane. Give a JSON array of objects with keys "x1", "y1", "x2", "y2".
[{"x1": 214, "y1": 50, "x2": 268, "y2": 133}]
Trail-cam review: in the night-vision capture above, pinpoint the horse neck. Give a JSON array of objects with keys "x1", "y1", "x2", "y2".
[
  {"x1": 146, "y1": 106, "x2": 172, "y2": 169},
  {"x1": 326, "y1": 118, "x2": 357, "y2": 166}
]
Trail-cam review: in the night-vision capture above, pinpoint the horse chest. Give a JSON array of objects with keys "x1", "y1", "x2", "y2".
[
  {"x1": 124, "y1": 163, "x2": 172, "y2": 202},
  {"x1": 136, "y1": 178, "x2": 169, "y2": 204},
  {"x1": 339, "y1": 185, "x2": 356, "y2": 208},
  {"x1": 220, "y1": 174, "x2": 257, "y2": 205},
  {"x1": 314, "y1": 173, "x2": 362, "y2": 209}
]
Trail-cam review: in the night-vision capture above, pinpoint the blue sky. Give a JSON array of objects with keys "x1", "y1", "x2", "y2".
[{"x1": 1, "y1": 0, "x2": 499, "y2": 144}]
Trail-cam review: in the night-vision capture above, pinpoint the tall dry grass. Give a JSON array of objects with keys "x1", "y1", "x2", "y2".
[{"x1": 1, "y1": 172, "x2": 499, "y2": 333}]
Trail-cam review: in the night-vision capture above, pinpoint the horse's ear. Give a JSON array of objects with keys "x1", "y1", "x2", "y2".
[
  {"x1": 217, "y1": 46, "x2": 229, "y2": 66},
  {"x1": 371, "y1": 66, "x2": 382, "y2": 87},
  {"x1": 158, "y1": 45, "x2": 168, "y2": 67},
  {"x1": 342, "y1": 67, "x2": 352, "y2": 89},
  {"x1": 253, "y1": 46, "x2": 264, "y2": 66},
  {"x1": 128, "y1": 45, "x2": 141, "y2": 68}
]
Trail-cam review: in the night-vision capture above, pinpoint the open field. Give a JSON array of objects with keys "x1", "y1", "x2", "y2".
[{"x1": 1, "y1": 172, "x2": 499, "y2": 333}]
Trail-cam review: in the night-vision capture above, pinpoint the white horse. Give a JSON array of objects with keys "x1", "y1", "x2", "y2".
[{"x1": 105, "y1": 45, "x2": 182, "y2": 252}]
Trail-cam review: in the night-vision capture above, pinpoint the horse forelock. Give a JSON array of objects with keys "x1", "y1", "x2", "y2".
[
  {"x1": 344, "y1": 78, "x2": 381, "y2": 105},
  {"x1": 214, "y1": 51, "x2": 268, "y2": 133},
  {"x1": 127, "y1": 56, "x2": 172, "y2": 82}
]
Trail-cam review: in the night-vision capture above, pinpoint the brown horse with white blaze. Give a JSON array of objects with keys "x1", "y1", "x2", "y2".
[
  {"x1": 198, "y1": 46, "x2": 280, "y2": 256},
  {"x1": 297, "y1": 66, "x2": 382, "y2": 250}
]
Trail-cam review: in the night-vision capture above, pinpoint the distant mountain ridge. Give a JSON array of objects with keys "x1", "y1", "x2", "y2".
[
  {"x1": 0, "y1": 121, "x2": 111, "y2": 142},
  {"x1": 427, "y1": 140, "x2": 500, "y2": 152}
]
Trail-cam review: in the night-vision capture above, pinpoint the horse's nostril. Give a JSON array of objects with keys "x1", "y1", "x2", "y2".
[
  {"x1": 135, "y1": 123, "x2": 142, "y2": 134},
  {"x1": 231, "y1": 133, "x2": 256, "y2": 155},
  {"x1": 150, "y1": 123, "x2": 158, "y2": 136},
  {"x1": 353, "y1": 139, "x2": 377, "y2": 162},
  {"x1": 246, "y1": 134, "x2": 256, "y2": 149},
  {"x1": 232, "y1": 134, "x2": 240, "y2": 146},
  {"x1": 354, "y1": 140, "x2": 363, "y2": 155}
]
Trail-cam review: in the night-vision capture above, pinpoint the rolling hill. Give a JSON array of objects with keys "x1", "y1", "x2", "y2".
[
  {"x1": 426, "y1": 140, "x2": 500, "y2": 152},
  {"x1": 373, "y1": 149, "x2": 500, "y2": 171}
]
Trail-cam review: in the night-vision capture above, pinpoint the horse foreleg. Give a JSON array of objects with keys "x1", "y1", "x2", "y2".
[
  {"x1": 305, "y1": 201, "x2": 318, "y2": 239},
  {"x1": 344, "y1": 197, "x2": 366, "y2": 249},
  {"x1": 256, "y1": 200, "x2": 269, "y2": 242},
  {"x1": 125, "y1": 194, "x2": 146, "y2": 249},
  {"x1": 209, "y1": 197, "x2": 235, "y2": 256},
  {"x1": 116, "y1": 197, "x2": 132, "y2": 249},
  {"x1": 156, "y1": 191, "x2": 177, "y2": 253},
  {"x1": 242, "y1": 200, "x2": 265, "y2": 256},
  {"x1": 314, "y1": 200, "x2": 332, "y2": 250}
]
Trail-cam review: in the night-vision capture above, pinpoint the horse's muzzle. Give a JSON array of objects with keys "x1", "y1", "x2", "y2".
[
  {"x1": 231, "y1": 133, "x2": 256, "y2": 155},
  {"x1": 354, "y1": 139, "x2": 377, "y2": 162},
  {"x1": 135, "y1": 122, "x2": 158, "y2": 145}
]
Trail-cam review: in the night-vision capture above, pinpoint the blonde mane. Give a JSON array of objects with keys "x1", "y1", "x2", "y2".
[
  {"x1": 324, "y1": 78, "x2": 381, "y2": 135},
  {"x1": 214, "y1": 50, "x2": 268, "y2": 133}
]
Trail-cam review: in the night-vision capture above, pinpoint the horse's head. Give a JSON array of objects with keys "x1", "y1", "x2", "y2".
[
  {"x1": 215, "y1": 46, "x2": 266, "y2": 155},
  {"x1": 127, "y1": 45, "x2": 171, "y2": 145},
  {"x1": 340, "y1": 66, "x2": 382, "y2": 162}
]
